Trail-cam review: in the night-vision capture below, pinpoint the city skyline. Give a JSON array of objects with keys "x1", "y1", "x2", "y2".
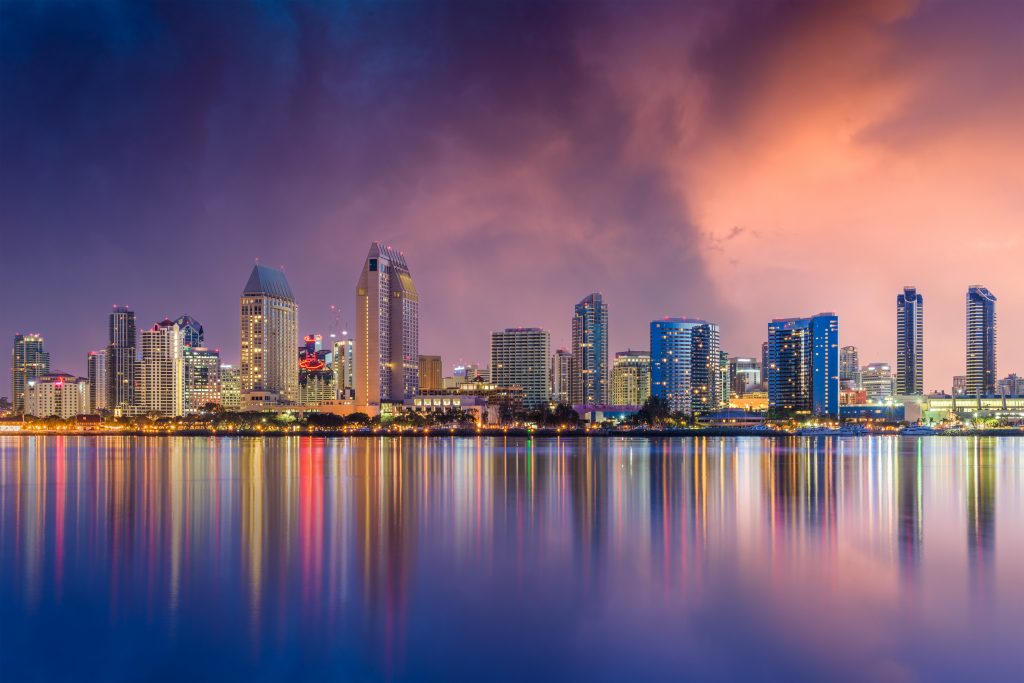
[{"x1": 4, "y1": 2, "x2": 1024, "y2": 398}]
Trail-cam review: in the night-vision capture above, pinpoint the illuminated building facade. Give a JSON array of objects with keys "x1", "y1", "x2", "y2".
[
  {"x1": 11, "y1": 333, "x2": 49, "y2": 413},
  {"x1": 182, "y1": 346, "x2": 220, "y2": 412},
  {"x1": 24, "y1": 373, "x2": 89, "y2": 419},
  {"x1": 840, "y1": 345, "x2": 860, "y2": 390},
  {"x1": 966, "y1": 285, "x2": 996, "y2": 397},
  {"x1": 611, "y1": 350, "x2": 651, "y2": 406},
  {"x1": 728, "y1": 356, "x2": 760, "y2": 396},
  {"x1": 767, "y1": 313, "x2": 839, "y2": 417},
  {"x1": 219, "y1": 364, "x2": 241, "y2": 409},
  {"x1": 299, "y1": 334, "x2": 335, "y2": 405},
  {"x1": 490, "y1": 327, "x2": 550, "y2": 408},
  {"x1": 549, "y1": 349, "x2": 573, "y2": 403},
  {"x1": 107, "y1": 306, "x2": 137, "y2": 415},
  {"x1": 140, "y1": 318, "x2": 184, "y2": 417},
  {"x1": 355, "y1": 243, "x2": 419, "y2": 406},
  {"x1": 650, "y1": 318, "x2": 721, "y2": 415},
  {"x1": 86, "y1": 350, "x2": 107, "y2": 413},
  {"x1": 570, "y1": 293, "x2": 609, "y2": 404},
  {"x1": 896, "y1": 287, "x2": 924, "y2": 395},
  {"x1": 332, "y1": 335, "x2": 354, "y2": 399},
  {"x1": 997, "y1": 374, "x2": 1024, "y2": 397},
  {"x1": 240, "y1": 265, "x2": 299, "y2": 405},
  {"x1": 861, "y1": 362, "x2": 894, "y2": 404},
  {"x1": 418, "y1": 355, "x2": 443, "y2": 392}
]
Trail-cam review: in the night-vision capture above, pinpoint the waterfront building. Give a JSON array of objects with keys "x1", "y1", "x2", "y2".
[
  {"x1": 24, "y1": 373, "x2": 89, "y2": 419},
  {"x1": 896, "y1": 287, "x2": 924, "y2": 395},
  {"x1": 966, "y1": 285, "x2": 997, "y2": 397},
  {"x1": 182, "y1": 346, "x2": 220, "y2": 412},
  {"x1": 767, "y1": 313, "x2": 839, "y2": 417},
  {"x1": 331, "y1": 334, "x2": 355, "y2": 399},
  {"x1": 728, "y1": 357, "x2": 761, "y2": 396},
  {"x1": 611, "y1": 350, "x2": 651, "y2": 406},
  {"x1": 418, "y1": 355, "x2": 443, "y2": 392},
  {"x1": 490, "y1": 328, "x2": 550, "y2": 408},
  {"x1": 761, "y1": 341, "x2": 769, "y2": 390},
  {"x1": 861, "y1": 362, "x2": 894, "y2": 404},
  {"x1": 720, "y1": 351, "x2": 731, "y2": 406},
  {"x1": 355, "y1": 243, "x2": 419, "y2": 406},
  {"x1": 299, "y1": 334, "x2": 335, "y2": 405},
  {"x1": 240, "y1": 265, "x2": 299, "y2": 405},
  {"x1": 140, "y1": 318, "x2": 184, "y2": 417},
  {"x1": 570, "y1": 293, "x2": 609, "y2": 404},
  {"x1": 220, "y1": 364, "x2": 241, "y2": 409},
  {"x1": 86, "y1": 350, "x2": 107, "y2": 413},
  {"x1": 997, "y1": 374, "x2": 1024, "y2": 397},
  {"x1": 953, "y1": 375, "x2": 967, "y2": 396},
  {"x1": 650, "y1": 318, "x2": 721, "y2": 415},
  {"x1": 550, "y1": 349, "x2": 573, "y2": 404},
  {"x1": 840, "y1": 345, "x2": 860, "y2": 390},
  {"x1": 107, "y1": 306, "x2": 138, "y2": 415},
  {"x1": 11, "y1": 333, "x2": 49, "y2": 413}
]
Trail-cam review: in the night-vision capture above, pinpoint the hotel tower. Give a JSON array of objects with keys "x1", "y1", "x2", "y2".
[{"x1": 240, "y1": 265, "x2": 299, "y2": 405}]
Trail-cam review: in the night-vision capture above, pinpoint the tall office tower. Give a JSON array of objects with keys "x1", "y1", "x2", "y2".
[
  {"x1": 107, "y1": 306, "x2": 138, "y2": 415},
  {"x1": 86, "y1": 350, "x2": 108, "y2": 413},
  {"x1": 241, "y1": 265, "x2": 299, "y2": 404},
  {"x1": 650, "y1": 318, "x2": 721, "y2": 415},
  {"x1": 966, "y1": 285, "x2": 997, "y2": 397},
  {"x1": 355, "y1": 243, "x2": 419, "y2": 406},
  {"x1": 952, "y1": 375, "x2": 967, "y2": 396},
  {"x1": 719, "y1": 351, "x2": 731, "y2": 406},
  {"x1": 490, "y1": 328, "x2": 550, "y2": 408},
  {"x1": 549, "y1": 349, "x2": 574, "y2": 403},
  {"x1": 896, "y1": 287, "x2": 924, "y2": 396},
  {"x1": 767, "y1": 313, "x2": 839, "y2": 417},
  {"x1": 728, "y1": 357, "x2": 761, "y2": 396},
  {"x1": 418, "y1": 355, "x2": 443, "y2": 392},
  {"x1": 182, "y1": 346, "x2": 220, "y2": 412},
  {"x1": 570, "y1": 293, "x2": 609, "y2": 404},
  {"x1": 24, "y1": 373, "x2": 89, "y2": 419},
  {"x1": 175, "y1": 315, "x2": 204, "y2": 347},
  {"x1": 761, "y1": 341, "x2": 770, "y2": 390},
  {"x1": 839, "y1": 345, "x2": 861, "y2": 390},
  {"x1": 11, "y1": 333, "x2": 49, "y2": 413},
  {"x1": 861, "y1": 362, "x2": 894, "y2": 404},
  {"x1": 331, "y1": 334, "x2": 355, "y2": 399},
  {"x1": 140, "y1": 319, "x2": 184, "y2": 417},
  {"x1": 219, "y1": 365, "x2": 241, "y2": 409},
  {"x1": 299, "y1": 334, "x2": 335, "y2": 405},
  {"x1": 611, "y1": 350, "x2": 651, "y2": 406}
]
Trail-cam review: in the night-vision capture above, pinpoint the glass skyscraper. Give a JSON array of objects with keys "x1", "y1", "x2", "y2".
[
  {"x1": 966, "y1": 285, "x2": 996, "y2": 397},
  {"x1": 107, "y1": 306, "x2": 137, "y2": 415},
  {"x1": 11, "y1": 333, "x2": 49, "y2": 413},
  {"x1": 839, "y1": 345, "x2": 860, "y2": 390},
  {"x1": 649, "y1": 318, "x2": 721, "y2": 415},
  {"x1": 570, "y1": 293, "x2": 609, "y2": 405},
  {"x1": 767, "y1": 313, "x2": 839, "y2": 417},
  {"x1": 896, "y1": 287, "x2": 924, "y2": 395}
]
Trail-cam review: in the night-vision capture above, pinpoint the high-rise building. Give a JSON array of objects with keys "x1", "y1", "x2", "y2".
[
  {"x1": 611, "y1": 350, "x2": 651, "y2": 406},
  {"x1": 355, "y1": 243, "x2": 419, "y2": 406},
  {"x1": 767, "y1": 313, "x2": 839, "y2": 417},
  {"x1": 220, "y1": 364, "x2": 241, "y2": 409},
  {"x1": 550, "y1": 349, "x2": 573, "y2": 404},
  {"x1": 953, "y1": 375, "x2": 967, "y2": 396},
  {"x1": 761, "y1": 341, "x2": 770, "y2": 390},
  {"x1": 728, "y1": 357, "x2": 761, "y2": 396},
  {"x1": 490, "y1": 328, "x2": 550, "y2": 408},
  {"x1": 86, "y1": 350, "x2": 108, "y2": 414},
  {"x1": 182, "y1": 346, "x2": 220, "y2": 412},
  {"x1": 24, "y1": 373, "x2": 89, "y2": 419},
  {"x1": 175, "y1": 315, "x2": 205, "y2": 348},
  {"x1": 107, "y1": 306, "x2": 137, "y2": 415},
  {"x1": 861, "y1": 362, "x2": 894, "y2": 404},
  {"x1": 418, "y1": 355, "x2": 443, "y2": 392},
  {"x1": 11, "y1": 333, "x2": 49, "y2": 413},
  {"x1": 299, "y1": 334, "x2": 335, "y2": 405},
  {"x1": 650, "y1": 318, "x2": 721, "y2": 415},
  {"x1": 719, "y1": 350, "x2": 731, "y2": 407},
  {"x1": 240, "y1": 265, "x2": 299, "y2": 405},
  {"x1": 896, "y1": 287, "x2": 924, "y2": 396},
  {"x1": 839, "y1": 345, "x2": 860, "y2": 390},
  {"x1": 570, "y1": 293, "x2": 609, "y2": 404},
  {"x1": 966, "y1": 285, "x2": 997, "y2": 397},
  {"x1": 140, "y1": 318, "x2": 184, "y2": 417},
  {"x1": 997, "y1": 374, "x2": 1024, "y2": 397},
  {"x1": 331, "y1": 334, "x2": 355, "y2": 399}
]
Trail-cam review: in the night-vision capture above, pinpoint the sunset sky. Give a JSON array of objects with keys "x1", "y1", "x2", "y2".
[{"x1": 2, "y1": 0, "x2": 1022, "y2": 396}]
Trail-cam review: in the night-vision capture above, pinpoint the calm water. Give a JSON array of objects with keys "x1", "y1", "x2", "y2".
[{"x1": 1, "y1": 436, "x2": 1022, "y2": 681}]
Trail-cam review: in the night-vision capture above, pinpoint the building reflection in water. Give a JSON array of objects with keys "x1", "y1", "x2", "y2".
[{"x1": 0, "y1": 434, "x2": 1019, "y2": 677}]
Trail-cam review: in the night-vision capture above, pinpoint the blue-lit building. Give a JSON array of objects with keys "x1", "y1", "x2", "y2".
[
  {"x1": 650, "y1": 318, "x2": 721, "y2": 415},
  {"x1": 571, "y1": 293, "x2": 609, "y2": 404},
  {"x1": 966, "y1": 285, "x2": 996, "y2": 397},
  {"x1": 767, "y1": 313, "x2": 839, "y2": 417},
  {"x1": 896, "y1": 287, "x2": 924, "y2": 396}
]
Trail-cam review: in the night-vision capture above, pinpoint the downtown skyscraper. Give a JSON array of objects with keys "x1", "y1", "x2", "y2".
[
  {"x1": 140, "y1": 318, "x2": 184, "y2": 417},
  {"x1": 11, "y1": 333, "x2": 49, "y2": 413},
  {"x1": 355, "y1": 243, "x2": 419, "y2": 406},
  {"x1": 767, "y1": 313, "x2": 839, "y2": 417},
  {"x1": 650, "y1": 318, "x2": 721, "y2": 415},
  {"x1": 966, "y1": 285, "x2": 997, "y2": 397},
  {"x1": 896, "y1": 286, "x2": 924, "y2": 396},
  {"x1": 570, "y1": 293, "x2": 609, "y2": 404},
  {"x1": 107, "y1": 306, "x2": 137, "y2": 415},
  {"x1": 491, "y1": 328, "x2": 550, "y2": 408},
  {"x1": 240, "y1": 265, "x2": 299, "y2": 405}
]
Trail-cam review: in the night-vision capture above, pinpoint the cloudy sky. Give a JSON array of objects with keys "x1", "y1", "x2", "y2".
[{"x1": 2, "y1": 0, "x2": 1022, "y2": 396}]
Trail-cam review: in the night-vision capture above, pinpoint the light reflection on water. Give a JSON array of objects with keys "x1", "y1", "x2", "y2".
[{"x1": 0, "y1": 435, "x2": 1022, "y2": 681}]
